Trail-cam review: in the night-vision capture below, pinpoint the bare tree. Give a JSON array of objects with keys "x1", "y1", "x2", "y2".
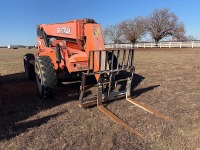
[
  {"x1": 120, "y1": 16, "x2": 146, "y2": 44},
  {"x1": 146, "y1": 8, "x2": 185, "y2": 44},
  {"x1": 103, "y1": 24, "x2": 123, "y2": 44},
  {"x1": 185, "y1": 35, "x2": 197, "y2": 41}
]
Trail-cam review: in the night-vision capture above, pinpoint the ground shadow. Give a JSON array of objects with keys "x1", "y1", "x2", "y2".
[
  {"x1": 132, "y1": 85, "x2": 160, "y2": 98},
  {"x1": 0, "y1": 72, "x2": 158, "y2": 141},
  {"x1": 0, "y1": 72, "x2": 82, "y2": 141},
  {"x1": 131, "y1": 73, "x2": 160, "y2": 98},
  {"x1": 0, "y1": 111, "x2": 65, "y2": 140},
  {"x1": 132, "y1": 73, "x2": 146, "y2": 90}
]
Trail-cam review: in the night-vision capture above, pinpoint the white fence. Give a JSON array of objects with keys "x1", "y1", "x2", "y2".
[{"x1": 105, "y1": 41, "x2": 200, "y2": 49}]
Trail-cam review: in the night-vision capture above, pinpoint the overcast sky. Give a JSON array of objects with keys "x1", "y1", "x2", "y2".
[{"x1": 0, "y1": 0, "x2": 200, "y2": 46}]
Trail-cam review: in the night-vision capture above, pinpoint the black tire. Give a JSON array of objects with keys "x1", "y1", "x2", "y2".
[
  {"x1": 35, "y1": 56, "x2": 57, "y2": 99},
  {"x1": 107, "y1": 52, "x2": 117, "y2": 69},
  {"x1": 24, "y1": 53, "x2": 35, "y2": 80}
]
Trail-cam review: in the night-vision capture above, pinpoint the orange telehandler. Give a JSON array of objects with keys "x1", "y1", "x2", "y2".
[{"x1": 23, "y1": 18, "x2": 173, "y2": 138}]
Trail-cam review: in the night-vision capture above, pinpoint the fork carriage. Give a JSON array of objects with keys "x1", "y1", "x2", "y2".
[{"x1": 79, "y1": 49, "x2": 135, "y2": 107}]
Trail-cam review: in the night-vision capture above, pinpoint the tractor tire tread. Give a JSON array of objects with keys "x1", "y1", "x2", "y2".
[
  {"x1": 24, "y1": 53, "x2": 35, "y2": 80},
  {"x1": 36, "y1": 56, "x2": 57, "y2": 99}
]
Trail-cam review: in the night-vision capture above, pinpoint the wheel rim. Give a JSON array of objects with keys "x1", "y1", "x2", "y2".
[{"x1": 35, "y1": 62, "x2": 43, "y2": 94}]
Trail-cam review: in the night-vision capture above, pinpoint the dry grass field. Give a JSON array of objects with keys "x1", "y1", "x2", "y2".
[{"x1": 0, "y1": 48, "x2": 200, "y2": 149}]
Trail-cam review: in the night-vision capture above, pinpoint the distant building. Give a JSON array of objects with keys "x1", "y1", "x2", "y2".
[{"x1": 7, "y1": 45, "x2": 19, "y2": 49}]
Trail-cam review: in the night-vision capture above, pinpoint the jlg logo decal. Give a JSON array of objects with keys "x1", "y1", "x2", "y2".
[
  {"x1": 57, "y1": 27, "x2": 71, "y2": 34},
  {"x1": 93, "y1": 27, "x2": 100, "y2": 37}
]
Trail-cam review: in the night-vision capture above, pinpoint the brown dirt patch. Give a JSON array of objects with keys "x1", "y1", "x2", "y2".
[{"x1": 0, "y1": 48, "x2": 200, "y2": 149}]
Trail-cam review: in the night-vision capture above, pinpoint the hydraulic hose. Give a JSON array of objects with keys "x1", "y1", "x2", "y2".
[{"x1": 56, "y1": 44, "x2": 61, "y2": 63}]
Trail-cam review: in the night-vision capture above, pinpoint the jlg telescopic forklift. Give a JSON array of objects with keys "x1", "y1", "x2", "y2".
[{"x1": 24, "y1": 18, "x2": 173, "y2": 138}]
